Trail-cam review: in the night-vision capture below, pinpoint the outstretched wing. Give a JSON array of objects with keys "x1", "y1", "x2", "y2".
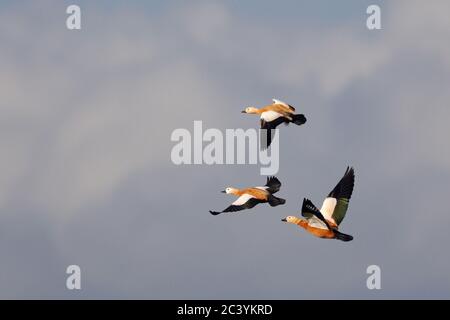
[
  {"x1": 209, "y1": 194, "x2": 262, "y2": 215},
  {"x1": 301, "y1": 198, "x2": 332, "y2": 230},
  {"x1": 264, "y1": 176, "x2": 281, "y2": 194},
  {"x1": 321, "y1": 167, "x2": 355, "y2": 225},
  {"x1": 260, "y1": 114, "x2": 285, "y2": 150}
]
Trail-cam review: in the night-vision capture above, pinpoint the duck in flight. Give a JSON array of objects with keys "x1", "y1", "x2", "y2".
[
  {"x1": 210, "y1": 176, "x2": 286, "y2": 215},
  {"x1": 281, "y1": 167, "x2": 355, "y2": 241},
  {"x1": 242, "y1": 99, "x2": 307, "y2": 149}
]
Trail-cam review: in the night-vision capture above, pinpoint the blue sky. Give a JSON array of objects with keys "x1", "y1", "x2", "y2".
[{"x1": 1, "y1": 0, "x2": 449, "y2": 299}]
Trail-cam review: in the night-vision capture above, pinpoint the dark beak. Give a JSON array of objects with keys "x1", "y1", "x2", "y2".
[
  {"x1": 241, "y1": 110, "x2": 246, "y2": 113},
  {"x1": 281, "y1": 218, "x2": 287, "y2": 222},
  {"x1": 221, "y1": 190, "x2": 226, "y2": 193}
]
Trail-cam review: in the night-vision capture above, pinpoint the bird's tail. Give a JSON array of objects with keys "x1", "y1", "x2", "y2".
[
  {"x1": 334, "y1": 230, "x2": 353, "y2": 242},
  {"x1": 292, "y1": 114, "x2": 307, "y2": 125},
  {"x1": 268, "y1": 195, "x2": 286, "y2": 207}
]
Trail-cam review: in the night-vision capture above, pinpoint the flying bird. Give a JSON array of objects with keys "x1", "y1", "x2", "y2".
[
  {"x1": 242, "y1": 98, "x2": 307, "y2": 149},
  {"x1": 281, "y1": 167, "x2": 355, "y2": 241},
  {"x1": 210, "y1": 176, "x2": 286, "y2": 215}
]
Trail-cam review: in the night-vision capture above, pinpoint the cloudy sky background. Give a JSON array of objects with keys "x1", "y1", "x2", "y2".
[{"x1": 1, "y1": 0, "x2": 450, "y2": 299}]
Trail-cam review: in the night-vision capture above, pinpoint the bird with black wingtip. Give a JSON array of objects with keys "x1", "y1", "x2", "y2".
[
  {"x1": 282, "y1": 167, "x2": 355, "y2": 241},
  {"x1": 210, "y1": 176, "x2": 286, "y2": 215},
  {"x1": 241, "y1": 98, "x2": 307, "y2": 149}
]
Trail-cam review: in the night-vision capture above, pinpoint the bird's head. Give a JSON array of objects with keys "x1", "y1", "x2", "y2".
[
  {"x1": 241, "y1": 106, "x2": 258, "y2": 114},
  {"x1": 281, "y1": 216, "x2": 298, "y2": 224},
  {"x1": 222, "y1": 187, "x2": 238, "y2": 195}
]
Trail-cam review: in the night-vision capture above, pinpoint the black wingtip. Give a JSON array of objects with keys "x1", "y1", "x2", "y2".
[
  {"x1": 266, "y1": 176, "x2": 280, "y2": 183},
  {"x1": 209, "y1": 210, "x2": 221, "y2": 216},
  {"x1": 301, "y1": 197, "x2": 307, "y2": 209},
  {"x1": 328, "y1": 166, "x2": 356, "y2": 199},
  {"x1": 302, "y1": 198, "x2": 322, "y2": 215},
  {"x1": 302, "y1": 198, "x2": 315, "y2": 212},
  {"x1": 349, "y1": 166, "x2": 355, "y2": 176},
  {"x1": 302, "y1": 197, "x2": 311, "y2": 206},
  {"x1": 265, "y1": 176, "x2": 281, "y2": 194}
]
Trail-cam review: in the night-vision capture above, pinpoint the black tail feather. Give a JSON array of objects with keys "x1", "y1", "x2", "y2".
[
  {"x1": 334, "y1": 230, "x2": 353, "y2": 242},
  {"x1": 268, "y1": 195, "x2": 286, "y2": 207},
  {"x1": 292, "y1": 114, "x2": 307, "y2": 125}
]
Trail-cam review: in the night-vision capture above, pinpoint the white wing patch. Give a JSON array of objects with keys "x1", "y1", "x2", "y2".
[
  {"x1": 272, "y1": 98, "x2": 289, "y2": 107},
  {"x1": 261, "y1": 110, "x2": 283, "y2": 122},
  {"x1": 307, "y1": 216, "x2": 329, "y2": 230},
  {"x1": 320, "y1": 197, "x2": 337, "y2": 221},
  {"x1": 232, "y1": 193, "x2": 255, "y2": 206},
  {"x1": 255, "y1": 186, "x2": 268, "y2": 190}
]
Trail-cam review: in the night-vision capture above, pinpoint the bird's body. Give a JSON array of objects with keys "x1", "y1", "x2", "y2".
[
  {"x1": 229, "y1": 187, "x2": 270, "y2": 200},
  {"x1": 210, "y1": 177, "x2": 286, "y2": 215},
  {"x1": 282, "y1": 167, "x2": 356, "y2": 242},
  {"x1": 242, "y1": 99, "x2": 307, "y2": 149},
  {"x1": 256, "y1": 103, "x2": 295, "y2": 120},
  {"x1": 288, "y1": 216, "x2": 336, "y2": 239}
]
